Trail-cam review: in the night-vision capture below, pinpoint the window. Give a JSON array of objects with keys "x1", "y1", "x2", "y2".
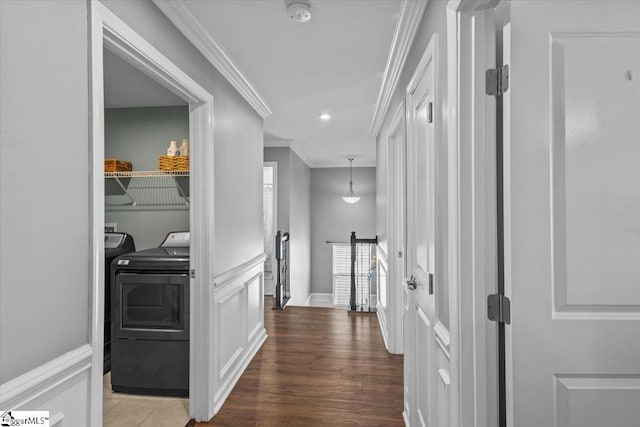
[{"x1": 332, "y1": 243, "x2": 375, "y2": 307}]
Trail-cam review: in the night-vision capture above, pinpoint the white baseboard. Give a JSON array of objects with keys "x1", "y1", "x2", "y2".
[
  {"x1": 305, "y1": 293, "x2": 333, "y2": 307},
  {"x1": 377, "y1": 304, "x2": 391, "y2": 352},
  {"x1": 0, "y1": 344, "x2": 92, "y2": 426}
]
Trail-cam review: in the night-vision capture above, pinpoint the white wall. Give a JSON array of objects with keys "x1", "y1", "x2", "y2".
[
  {"x1": 0, "y1": 0, "x2": 89, "y2": 385},
  {"x1": 288, "y1": 151, "x2": 311, "y2": 305},
  {"x1": 0, "y1": 1, "x2": 92, "y2": 422},
  {"x1": 264, "y1": 147, "x2": 311, "y2": 306},
  {"x1": 310, "y1": 167, "x2": 376, "y2": 294}
]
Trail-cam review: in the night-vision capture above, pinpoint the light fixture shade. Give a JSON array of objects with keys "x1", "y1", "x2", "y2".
[
  {"x1": 343, "y1": 158, "x2": 360, "y2": 204},
  {"x1": 342, "y1": 195, "x2": 360, "y2": 204}
]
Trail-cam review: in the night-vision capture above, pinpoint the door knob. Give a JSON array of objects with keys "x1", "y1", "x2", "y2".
[{"x1": 407, "y1": 275, "x2": 417, "y2": 290}]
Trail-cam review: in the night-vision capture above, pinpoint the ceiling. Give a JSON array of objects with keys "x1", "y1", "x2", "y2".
[
  {"x1": 103, "y1": 49, "x2": 187, "y2": 109},
  {"x1": 180, "y1": 0, "x2": 401, "y2": 167}
]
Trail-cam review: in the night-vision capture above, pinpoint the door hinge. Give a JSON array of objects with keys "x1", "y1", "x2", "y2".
[
  {"x1": 487, "y1": 293, "x2": 511, "y2": 324},
  {"x1": 190, "y1": 269, "x2": 196, "y2": 279},
  {"x1": 486, "y1": 64, "x2": 509, "y2": 96}
]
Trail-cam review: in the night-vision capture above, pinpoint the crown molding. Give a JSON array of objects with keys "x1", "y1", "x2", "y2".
[
  {"x1": 289, "y1": 145, "x2": 314, "y2": 168},
  {"x1": 370, "y1": 0, "x2": 428, "y2": 136},
  {"x1": 153, "y1": 0, "x2": 272, "y2": 118},
  {"x1": 264, "y1": 140, "x2": 314, "y2": 168},
  {"x1": 312, "y1": 160, "x2": 376, "y2": 168}
]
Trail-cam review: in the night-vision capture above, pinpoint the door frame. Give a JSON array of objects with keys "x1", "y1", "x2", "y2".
[
  {"x1": 263, "y1": 161, "x2": 278, "y2": 296},
  {"x1": 385, "y1": 101, "x2": 407, "y2": 355},
  {"x1": 447, "y1": 0, "x2": 501, "y2": 426},
  {"x1": 89, "y1": 2, "x2": 216, "y2": 424}
]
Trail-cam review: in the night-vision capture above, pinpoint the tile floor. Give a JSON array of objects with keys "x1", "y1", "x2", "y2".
[{"x1": 103, "y1": 373, "x2": 189, "y2": 427}]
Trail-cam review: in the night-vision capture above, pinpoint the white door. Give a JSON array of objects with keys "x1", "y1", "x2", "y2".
[
  {"x1": 503, "y1": 1, "x2": 640, "y2": 426},
  {"x1": 405, "y1": 35, "x2": 438, "y2": 427}
]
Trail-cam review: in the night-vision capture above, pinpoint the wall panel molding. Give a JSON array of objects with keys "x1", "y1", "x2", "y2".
[
  {"x1": 212, "y1": 260, "x2": 267, "y2": 417},
  {"x1": 434, "y1": 321, "x2": 451, "y2": 360},
  {"x1": 0, "y1": 344, "x2": 92, "y2": 410},
  {"x1": 214, "y1": 253, "x2": 266, "y2": 289}
]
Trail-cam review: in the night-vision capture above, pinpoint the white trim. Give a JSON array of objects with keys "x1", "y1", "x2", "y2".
[
  {"x1": 90, "y1": 1, "x2": 216, "y2": 422},
  {"x1": 152, "y1": 0, "x2": 272, "y2": 118},
  {"x1": 310, "y1": 159, "x2": 377, "y2": 168},
  {"x1": 439, "y1": 369, "x2": 452, "y2": 386},
  {"x1": 377, "y1": 295, "x2": 391, "y2": 350},
  {"x1": 50, "y1": 413, "x2": 64, "y2": 427},
  {"x1": 264, "y1": 161, "x2": 278, "y2": 296},
  {"x1": 370, "y1": 0, "x2": 428, "y2": 136},
  {"x1": 0, "y1": 345, "x2": 92, "y2": 410},
  {"x1": 447, "y1": 2, "x2": 501, "y2": 426},
  {"x1": 213, "y1": 330, "x2": 267, "y2": 414},
  {"x1": 385, "y1": 101, "x2": 406, "y2": 356},
  {"x1": 214, "y1": 253, "x2": 267, "y2": 289},
  {"x1": 263, "y1": 141, "x2": 315, "y2": 168},
  {"x1": 289, "y1": 144, "x2": 314, "y2": 169},
  {"x1": 445, "y1": 3, "x2": 462, "y2": 427},
  {"x1": 434, "y1": 321, "x2": 451, "y2": 360},
  {"x1": 304, "y1": 293, "x2": 334, "y2": 307},
  {"x1": 264, "y1": 140, "x2": 376, "y2": 168}
]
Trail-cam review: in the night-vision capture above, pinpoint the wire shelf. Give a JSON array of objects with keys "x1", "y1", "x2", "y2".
[
  {"x1": 105, "y1": 170, "x2": 189, "y2": 178},
  {"x1": 105, "y1": 171, "x2": 189, "y2": 211}
]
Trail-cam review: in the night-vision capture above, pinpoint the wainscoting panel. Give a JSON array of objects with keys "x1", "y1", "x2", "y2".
[
  {"x1": 246, "y1": 272, "x2": 263, "y2": 343},
  {"x1": 0, "y1": 344, "x2": 92, "y2": 427},
  {"x1": 216, "y1": 284, "x2": 246, "y2": 380},
  {"x1": 213, "y1": 255, "x2": 267, "y2": 414},
  {"x1": 376, "y1": 249, "x2": 392, "y2": 353}
]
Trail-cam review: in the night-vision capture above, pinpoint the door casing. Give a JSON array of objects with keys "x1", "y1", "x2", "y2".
[
  {"x1": 384, "y1": 101, "x2": 407, "y2": 355},
  {"x1": 446, "y1": 1, "x2": 501, "y2": 426},
  {"x1": 89, "y1": 2, "x2": 216, "y2": 423}
]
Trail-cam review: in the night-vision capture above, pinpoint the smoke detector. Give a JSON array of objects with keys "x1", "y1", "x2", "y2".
[{"x1": 285, "y1": 0, "x2": 311, "y2": 23}]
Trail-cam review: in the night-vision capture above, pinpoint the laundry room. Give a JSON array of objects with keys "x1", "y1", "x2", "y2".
[
  {"x1": 102, "y1": 46, "x2": 192, "y2": 417},
  {"x1": 103, "y1": 49, "x2": 190, "y2": 249}
]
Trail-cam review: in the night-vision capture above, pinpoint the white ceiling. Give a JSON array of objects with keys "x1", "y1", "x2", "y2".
[
  {"x1": 181, "y1": 0, "x2": 401, "y2": 167},
  {"x1": 103, "y1": 49, "x2": 186, "y2": 109}
]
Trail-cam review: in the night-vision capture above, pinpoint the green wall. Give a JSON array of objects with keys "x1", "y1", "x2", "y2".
[{"x1": 105, "y1": 106, "x2": 190, "y2": 250}]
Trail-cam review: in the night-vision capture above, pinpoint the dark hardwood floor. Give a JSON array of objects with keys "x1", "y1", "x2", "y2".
[{"x1": 190, "y1": 298, "x2": 404, "y2": 426}]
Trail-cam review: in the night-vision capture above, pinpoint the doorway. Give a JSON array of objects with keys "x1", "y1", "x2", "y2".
[
  {"x1": 102, "y1": 45, "x2": 192, "y2": 424},
  {"x1": 263, "y1": 162, "x2": 277, "y2": 296},
  {"x1": 89, "y1": 3, "x2": 216, "y2": 424}
]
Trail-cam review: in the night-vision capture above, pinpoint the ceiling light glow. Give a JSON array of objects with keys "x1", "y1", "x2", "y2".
[{"x1": 319, "y1": 112, "x2": 331, "y2": 121}]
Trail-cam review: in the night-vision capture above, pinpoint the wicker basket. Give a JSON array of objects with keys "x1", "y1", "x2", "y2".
[
  {"x1": 159, "y1": 155, "x2": 189, "y2": 171},
  {"x1": 104, "y1": 159, "x2": 132, "y2": 172}
]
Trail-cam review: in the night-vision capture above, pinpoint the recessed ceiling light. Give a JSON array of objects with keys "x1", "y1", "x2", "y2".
[{"x1": 319, "y1": 112, "x2": 331, "y2": 121}]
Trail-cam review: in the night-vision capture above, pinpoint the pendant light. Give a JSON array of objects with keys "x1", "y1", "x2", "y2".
[{"x1": 342, "y1": 158, "x2": 360, "y2": 204}]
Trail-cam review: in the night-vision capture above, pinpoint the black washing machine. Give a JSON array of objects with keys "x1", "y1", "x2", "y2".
[
  {"x1": 104, "y1": 232, "x2": 135, "y2": 374},
  {"x1": 111, "y1": 231, "x2": 190, "y2": 397}
]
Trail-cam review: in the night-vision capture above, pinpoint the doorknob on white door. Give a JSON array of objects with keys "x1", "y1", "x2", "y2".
[{"x1": 407, "y1": 275, "x2": 417, "y2": 290}]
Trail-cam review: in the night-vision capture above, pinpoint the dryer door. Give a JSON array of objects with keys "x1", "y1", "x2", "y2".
[{"x1": 114, "y1": 272, "x2": 189, "y2": 341}]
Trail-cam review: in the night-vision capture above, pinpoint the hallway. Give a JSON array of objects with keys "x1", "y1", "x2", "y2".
[{"x1": 192, "y1": 299, "x2": 404, "y2": 426}]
